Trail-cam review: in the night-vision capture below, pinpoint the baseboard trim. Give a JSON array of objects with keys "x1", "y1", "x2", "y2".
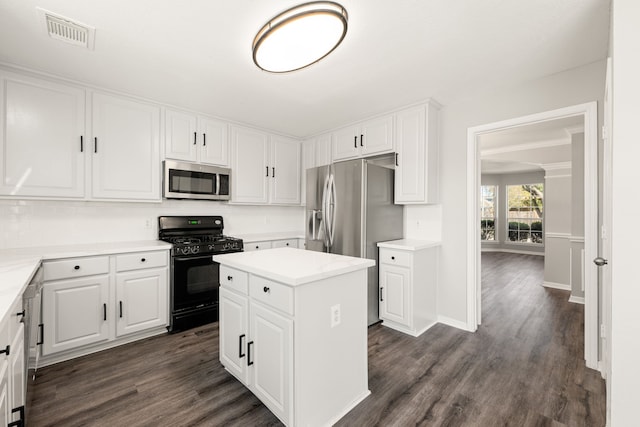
[
  {"x1": 542, "y1": 281, "x2": 571, "y2": 291},
  {"x1": 481, "y1": 248, "x2": 544, "y2": 256},
  {"x1": 568, "y1": 295, "x2": 585, "y2": 304},
  {"x1": 438, "y1": 315, "x2": 474, "y2": 332}
]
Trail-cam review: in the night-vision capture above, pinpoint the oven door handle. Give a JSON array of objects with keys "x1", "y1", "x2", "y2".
[{"x1": 173, "y1": 256, "x2": 217, "y2": 262}]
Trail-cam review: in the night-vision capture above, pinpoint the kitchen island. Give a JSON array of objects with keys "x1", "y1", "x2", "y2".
[{"x1": 213, "y1": 247, "x2": 374, "y2": 427}]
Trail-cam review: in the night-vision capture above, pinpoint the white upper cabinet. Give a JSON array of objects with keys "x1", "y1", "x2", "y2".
[
  {"x1": 270, "y1": 135, "x2": 301, "y2": 205},
  {"x1": 332, "y1": 115, "x2": 394, "y2": 161},
  {"x1": 91, "y1": 92, "x2": 161, "y2": 201},
  {"x1": 230, "y1": 126, "x2": 270, "y2": 204},
  {"x1": 394, "y1": 102, "x2": 440, "y2": 204},
  {"x1": 0, "y1": 71, "x2": 86, "y2": 198},
  {"x1": 164, "y1": 108, "x2": 228, "y2": 166},
  {"x1": 230, "y1": 126, "x2": 300, "y2": 205}
]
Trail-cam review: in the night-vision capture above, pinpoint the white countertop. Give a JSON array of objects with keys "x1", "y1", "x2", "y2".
[
  {"x1": 0, "y1": 240, "x2": 172, "y2": 327},
  {"x1": 236, "y1": 231, "x2": 304, "y2": 243},
  {"x1": 213, "y1": 247, "x2": 375, "y2": 287},
  {"x1": 377, "y1": 239, "x2": 441, "y2": 251}
]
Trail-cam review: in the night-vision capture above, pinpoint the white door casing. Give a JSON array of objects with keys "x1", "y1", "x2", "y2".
[{"x1": 466, "y1": 102, "x2": 599, "y2": 370}]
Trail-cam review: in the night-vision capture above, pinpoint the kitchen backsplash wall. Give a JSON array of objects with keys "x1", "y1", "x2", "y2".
[{"x1": 0, "y1": 199, "x2": 304, "y2": 249}]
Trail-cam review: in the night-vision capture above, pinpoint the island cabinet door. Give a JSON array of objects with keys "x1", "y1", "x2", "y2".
[
  {"x1": 249, "y1": 302, "x2": 293, "y2": 426},
  {"x1": 219, "y1": 288, "x2": 249, "y2": 384}
]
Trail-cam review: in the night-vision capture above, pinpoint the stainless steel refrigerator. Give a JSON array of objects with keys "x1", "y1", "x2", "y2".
[{"x1": 306, "y1": 157, "x2": 404, "y2": 325}]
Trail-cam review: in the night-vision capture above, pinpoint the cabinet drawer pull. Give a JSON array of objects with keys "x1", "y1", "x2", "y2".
[
  {"x1": 380, "y1": 287, "x2": 384, "y2": 302},
  {"x1": 193, "y1": 132, "x2": 197, "y2": 145},
  {"x1": 263, "y1": 286, "x2": 270, "y2": 293},
  {"x1": 103, "y1": 303, "x2": 107, "y2": 321},
  {"x1": 239, "y1": 334, "x2": 246, "y2": 358},
  {"x1": 247, "y1": 341, "x2": 254, "y2": 366},
  {"x1": 74, "y1": 265, "x2": 80, "y2": 270},
  {"x1": 0, "y1": 345, "x2": 10, "y2": 356}
]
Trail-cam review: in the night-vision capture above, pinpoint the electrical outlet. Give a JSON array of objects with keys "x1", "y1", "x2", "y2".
[
  {"x1": 330, "y1": 304, "x2": 341, "y2": 328},
  {"x1": 144, "y1": 219, "x2": 152, "y2": 229}
]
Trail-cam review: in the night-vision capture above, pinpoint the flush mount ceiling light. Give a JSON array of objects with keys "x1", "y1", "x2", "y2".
[{"x1": 252, "y1": 2, "x2": 348, "y2": 73}]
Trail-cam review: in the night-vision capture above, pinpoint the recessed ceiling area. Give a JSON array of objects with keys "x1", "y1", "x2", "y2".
[
  {"x1": 0, "y1": 0, "x2": 610, "y2": 138},
  {"x1": 480, "y1": 115, "x2": 585, "y2": 175}
]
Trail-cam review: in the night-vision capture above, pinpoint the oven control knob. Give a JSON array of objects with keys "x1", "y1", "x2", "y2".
[{"x1": 192, "y1": 246, "x2": 200, "y2": 254}]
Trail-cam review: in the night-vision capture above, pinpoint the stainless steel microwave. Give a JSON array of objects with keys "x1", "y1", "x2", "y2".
[{"x1": 163, "y1": 160, "x2": 231, "y2": 201}]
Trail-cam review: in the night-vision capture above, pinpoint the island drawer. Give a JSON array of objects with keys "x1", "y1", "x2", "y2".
[
  {"x1": 43, "y1": 256, "x2": 109, "y2": 281},
  {"x1": 379, "y1": 248, "x2": 411, "y2": 268},
  {"x1": 250, "y1": 276, "x2": 293, "y2": 316},
  {"x1": 116, "y1": 251, "x2": 167, "y2": 272},
  {"x1": 220, "y1": 265, "x2": 249, "y2": 295}
]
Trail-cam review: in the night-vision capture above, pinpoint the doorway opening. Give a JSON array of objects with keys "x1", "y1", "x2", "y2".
[{"x1": 466, "y1": 102, "x2": 599, "y2": 370}]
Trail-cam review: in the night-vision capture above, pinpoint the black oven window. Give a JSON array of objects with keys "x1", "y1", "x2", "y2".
[
  {"x1": 169, "y1": 169, "x2": 216, "y2": 195},
  {"x1": 187, "y1": 263, "x2": 218, "y2": 294}
]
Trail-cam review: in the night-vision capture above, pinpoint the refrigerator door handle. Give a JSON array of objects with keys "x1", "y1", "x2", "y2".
[
  {"x1": 327, "y1": 173, "x2": 337, "y2": 247},
  {"x1": 321, "y1": 173, "x2": 331, "y2": 249}
]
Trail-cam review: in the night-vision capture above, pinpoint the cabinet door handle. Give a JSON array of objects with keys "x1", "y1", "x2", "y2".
[
  {"x1": 193, "y1": 132, "x2": 197, "y2": 145},
  {"x1": 37, "y1": 324, "x2": 43, "y2": 345},
  {"x1": 247, "y1": 341, "x2": 254, "y2": 366},
  {"x1": 80, "y1": 135, "x2": 84, "y2": 152},
  {"x1": 227, "y1": 275, "x2": 233, "y2": 281},
  {"x1": 272, "y1": 167, "x2": 275, "y2": 178},
  {"x1": 265, "y1": 166, "x2": 269, "y2": 177},
  {"x1": 94, "y1": 137, "x2": 98, "y2": 153},
  {"x1": 395, "y1": 152, "x2": 399, "y2": 166},
  {"x1": 103, "y1": 303, "x2": 107, "y2": 321},
  {"x1": 380, "y1": 287, "x2": 384, "y2": 302},
  {"x1": 360, "y1": 134, "x2": 363, "y2": 147},
  {"x1": 16, "y1": 309, "x2": 25, "y2": 319},
  {"x1": 239, "y1": 334, "x2": 246, "y2": 358},
  {"x1": 74, "y1": 265, "x2": 80, "y2": 270},
  {"x1": 263, "y1": 286, "x2": 270, "y2": 293},
  {"x1": 0, "y1": 345, "x2": 10, "y2": 356},
  {"x1": 354, "y1": 136, "x2": 357, "y2": 148},
  {"x1": 119, "y1": 301, "x2": 123, "y2": 318},
  {"x1": 203, "y1": 133, "x2": 206, "y2": 146}
]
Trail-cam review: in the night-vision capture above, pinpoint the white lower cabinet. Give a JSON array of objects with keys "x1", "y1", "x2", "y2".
[
  {"x1": 0, "y1": 294, "x2": 27, "y2": 427},
  {"x1": 245, "y1": 239, "x2": 298, "y2": 251},
  {"x1": 41, "y1": 249, "x2": 169, "y2": 363},
  {"x1": 378, "y1": 243, "x2": 439, "y2": 337},
  {"x1": 115, "y1": 267, "x2": 168, "y2": 337},
  {"x1": 42, "y1": 275, "x2": 110, "y2": 355},
  {"x1": 220, "y1": 278, "x2": 293, "y2": 425}
]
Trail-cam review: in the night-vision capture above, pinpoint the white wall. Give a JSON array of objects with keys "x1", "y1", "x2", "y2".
[
  {"x1": 0, "y1": 199, "x2": 304, "y2": 249},
  {"x1": 610, "y1": 0, "x2": 640, "y2": 424},
  {"x1": 543, "y1": 166, "x2": 572, "y2": 288},
  {"x1": 434, "y1": 60, "x2": 606, "y2": 323}
]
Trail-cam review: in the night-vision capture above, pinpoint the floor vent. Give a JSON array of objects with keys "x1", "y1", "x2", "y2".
[{"x1": 37, "y1": 8, "x2": 95, "y2": 50}]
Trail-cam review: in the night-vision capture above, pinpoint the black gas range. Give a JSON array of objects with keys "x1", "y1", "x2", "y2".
[{"x1": 159, "y1": 216, "x2": 243, "y2": 332}]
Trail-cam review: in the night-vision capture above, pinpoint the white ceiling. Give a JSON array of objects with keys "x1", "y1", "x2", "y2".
[
  {"x1": 0, "y1": 0, "x2": 611, "y2": 138},
  {"x1": 480, "y1": 115, "x2": 584, "y2": 174}
]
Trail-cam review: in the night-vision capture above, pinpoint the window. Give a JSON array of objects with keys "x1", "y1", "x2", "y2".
[
  {"x1": 507, "y1": 183, "x2": 543, "y2": 244},
  {"x1": 481, "y1": 185, "x2": 497, "y2": 241}
]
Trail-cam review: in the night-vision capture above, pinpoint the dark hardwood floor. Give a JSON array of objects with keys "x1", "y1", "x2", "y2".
[{"x1": 27, "y1": 252, "x2": 605, "y2": 426}]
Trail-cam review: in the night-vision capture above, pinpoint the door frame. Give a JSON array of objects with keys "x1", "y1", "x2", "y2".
[{"x1": 466, "y1": 101, "x2": 599, "y2": 370}]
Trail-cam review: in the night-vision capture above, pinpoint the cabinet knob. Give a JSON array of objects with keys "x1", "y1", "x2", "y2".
[
  {"x1": 285, "y1": 243, "x2": 289, "y2": 246},
  {"x1": 141, "y1": 258, "x2": 146, "y2": 262},
  {"x1": 255, "y1": 245, "x2": 259, "y2": 249},
  {"x1": 227, "y1": 275, "x2": 233, "y2": 281},
  {"x1": 391, "y1": 256, "x2": 395, "y2": 260},
  {"x1": 0, "y1": 345, "x2": 10, "y2": 356},
  {"x1": 263, "y1": 286, "x2": 270, "y2": 293},
  {"x1": 74, "y1": 265, "x2": 80, "y2": 270}
]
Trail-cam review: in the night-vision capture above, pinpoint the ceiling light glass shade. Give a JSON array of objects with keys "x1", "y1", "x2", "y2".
[{"x1": 252, "y1": 2, "x2": 348, "y2": 73}]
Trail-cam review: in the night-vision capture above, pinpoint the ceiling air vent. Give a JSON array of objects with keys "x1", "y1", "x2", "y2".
[{"x1": 37, "y1": 8, "x2": 95, "y2": 50}]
